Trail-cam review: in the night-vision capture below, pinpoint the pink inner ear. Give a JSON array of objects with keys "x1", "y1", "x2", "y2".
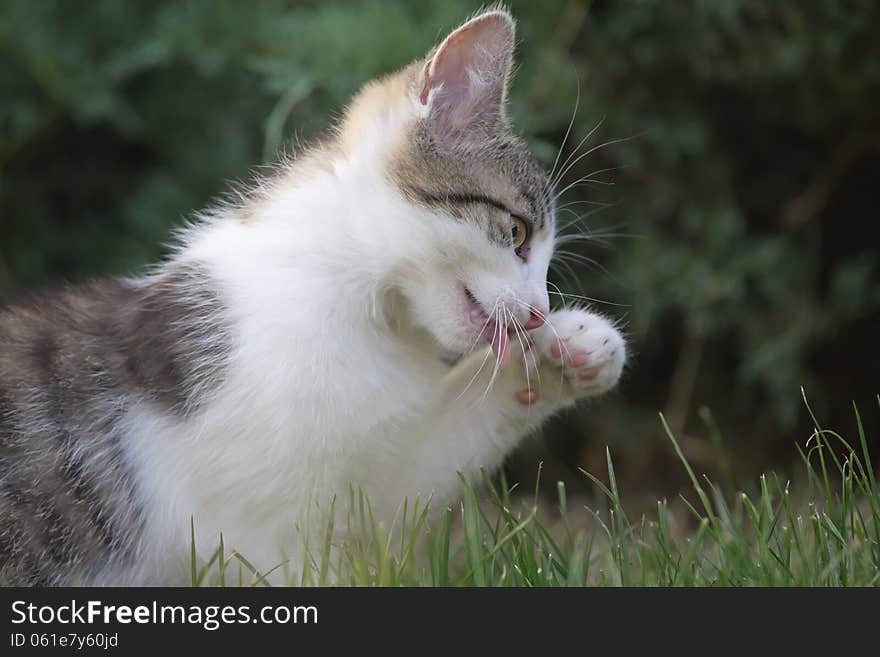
[{"x1": 419, "y1": 12, "x2": 515, "y2": 114}]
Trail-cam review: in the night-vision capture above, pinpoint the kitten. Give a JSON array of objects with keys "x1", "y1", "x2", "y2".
[{"x1": 0, "y1": 8, "x2": 626, "y2": 586}]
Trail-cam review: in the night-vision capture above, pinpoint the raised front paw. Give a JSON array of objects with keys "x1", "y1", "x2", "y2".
[{"x1": 517, "y1": 308, "x2": 626, "y2": 405}]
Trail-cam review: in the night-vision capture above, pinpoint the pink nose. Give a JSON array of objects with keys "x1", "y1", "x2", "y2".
[{"x1": 523, "y1": 308, "x2": 546, "y2": 330}]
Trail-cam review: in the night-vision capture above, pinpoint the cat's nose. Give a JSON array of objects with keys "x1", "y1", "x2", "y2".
[{"x1": 523, "y1": 307, "x2": 546, "y2": 330}]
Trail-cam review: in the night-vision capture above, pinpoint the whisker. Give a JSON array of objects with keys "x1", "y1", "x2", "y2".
[
  {"x1": 547, "y1": 287, "x2": 630, "y2": 308},
  {"x1": 555, "y1": 231, "x2": 634, "y2": 246},
  {"x1": 506, "y1": 307, "x2": 533, "y2": 409},
  {"x1": 554, "y1": 251, "x2": 629, "y2": 289},
  {"x1": 549, "y1": 259, "x2": 582, "y2": 293},
  {"x1": 455, "y1": 342, "x2": 495, "y2": 404},
  {"x1": 480, "y1": 303, "x2": 505, "y2": 402},
  {"x1": 554, "y1": 249, "x2": 607, "y2": 269},
  {"x1": 516, "y1": 308, "x2": 540, "y2": 380},
  {"x1": 509, "y1": 300, "x2": 542, "y2": 384},
  {"x1": 456, "y1": 298, "x2": 501, "y2": 403},
  {"x1": 556, "y1": 199, "x2": 616, "y2": 211},
  {"x1": 548, "y1": 78, "x2": 580, "y2": 185},
  {"x1": 552, "y1": 133, "x2": 643, "y2": 194},
  {"x1": 553, "y1": 169, "x2": 620, "y2": 202},
  {"x1": 555, "y1": 202, "x2": 619, "y2": 234},
  {"x1": 464, "y1": 297, "x2": 500, "y2": 356},
  {"x1": 555, "y1": 206, "x2": 613, "y2": 235},
  {"x1": 551, "y1": 118, "x2": 606, "y2": 190},
  {"x1": 513, "y1": 298, "x2": 568, "y2": 393}
]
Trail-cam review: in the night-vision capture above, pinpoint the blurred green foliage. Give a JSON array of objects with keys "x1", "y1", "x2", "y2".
[{"x1": 1, "y1": 1, "x2": 878, "y2": 491}]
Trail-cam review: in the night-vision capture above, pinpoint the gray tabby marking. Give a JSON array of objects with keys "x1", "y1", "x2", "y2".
[{"x1": 0, "y1": 265, "x2": 231, "y2": 585}]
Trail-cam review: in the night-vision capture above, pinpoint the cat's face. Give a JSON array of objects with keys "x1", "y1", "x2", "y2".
[
  {"x1": 338, "y1": 10, "x2": 554, "y2": 363},
  {"x1": 392, "y1": 125, "x2": 555, "y2": 365}
]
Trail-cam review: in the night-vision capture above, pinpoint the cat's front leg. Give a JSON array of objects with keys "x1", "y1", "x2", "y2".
[
  {"x1": 441, "y1": 307, "x2": 626, "y2": 436},
  {"x1": 399, "y1": 308, "x2": 625, "y2": 507}
]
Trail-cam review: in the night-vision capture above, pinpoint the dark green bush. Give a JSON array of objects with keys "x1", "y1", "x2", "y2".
[{"x1": 2, "y1": 0, "x2": 877, "y2": 495}]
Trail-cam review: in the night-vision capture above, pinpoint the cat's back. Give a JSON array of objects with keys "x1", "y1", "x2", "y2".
[
  {"x1": 0, "y1": 267, "x2": 230, "y2": 585},
  {"x1": 0, "y1": 280, "x2": 140, "y2": 584},
  {"x1": 1, "y1": 280, "x2": 130, "y2": 397}
]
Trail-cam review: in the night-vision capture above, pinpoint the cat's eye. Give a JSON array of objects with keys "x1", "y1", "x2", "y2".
[{"x1": 511, "y1": 216, "x2": 529, "y2": 252}]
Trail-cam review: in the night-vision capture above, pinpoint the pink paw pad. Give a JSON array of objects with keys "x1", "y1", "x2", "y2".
[{"x1": 579, "y1": 367, "x2": 601, "y2": 380}]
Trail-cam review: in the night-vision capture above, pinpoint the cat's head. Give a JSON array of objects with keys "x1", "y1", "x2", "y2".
[{"x1": 340, "y1": 8, "x2": 555, "y2": 364}]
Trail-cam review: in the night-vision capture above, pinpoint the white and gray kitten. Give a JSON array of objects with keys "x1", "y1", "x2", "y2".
[{"x1": 0, "y1": 9, "x2": 625, "y2": 585}]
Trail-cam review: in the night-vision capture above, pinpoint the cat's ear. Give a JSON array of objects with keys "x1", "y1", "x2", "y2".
[{"x1": 418, "y1": 9, "x2": 515, "y2": 147}]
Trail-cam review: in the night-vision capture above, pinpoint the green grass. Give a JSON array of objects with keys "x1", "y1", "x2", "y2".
[{"x1": 194, "y1": 395, "x2": 880, "y2": 587}]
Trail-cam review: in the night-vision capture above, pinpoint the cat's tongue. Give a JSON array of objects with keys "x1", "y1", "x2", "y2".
[{"x1": 487, "y1": 320, "x2": 511, "y2": 369}]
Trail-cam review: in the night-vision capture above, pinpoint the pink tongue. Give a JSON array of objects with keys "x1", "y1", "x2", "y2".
[{"x1": 487, "y1": 320, "x2": 511, "y2": 369}]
